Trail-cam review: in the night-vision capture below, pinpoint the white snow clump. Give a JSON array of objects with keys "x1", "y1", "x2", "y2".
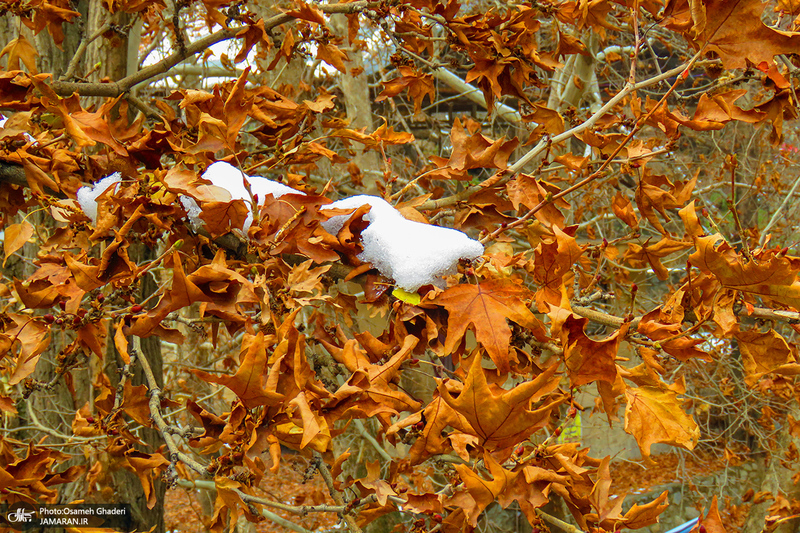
[
  {"x1": 76, "y1": 173, "x2": 122, "y2": 224},
  {"x1": 181, "y1": 161, "x2": 305, "y2": 232},
  {"x1": 322, "y1": 195, "x2": 484, "y2": 291}
]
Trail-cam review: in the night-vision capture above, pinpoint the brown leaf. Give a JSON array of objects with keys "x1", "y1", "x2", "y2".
[
  {"x1": 428, "y1": 277, "x2": 547, "y2": 372},
  {"x1": 624, "y1": 385, "x2": 700, "y2": 460},
  {"x1": 317, "y1": 43, "x2": 348, "y2": 74},
  {"x1": 690, "y1": 234, "x2": 800, "y2": 309},
  {"x1": 692, "y1": 495, "x2": 730, "y2": 533},
  {"x1": 673, "y1": 0, "x2": 800, "y2": 69},
  {"x1": 551, "y1": 309, "x2": 629, "y2": 386},
  {"x1": 438, "y1": 355, "x2": 561, "y2": 449},
  {"x1": 612, "y1": 191, "x2": 638, "y2": 229},
  {"x1": 3, "y1": 220, "x2": 34, "y2": 267},
  {"x1": 735, "y1": 329, "x2": 800, "y2": 384},
  {"x1": 623, "y1": 237, "x2": 692, "y2": 281},
  {"x1": 192, "y1": 332, "x2": 284, "y2": 408},
  {"x1": 376, "y1": 66, "x2": 435, "y2": 115},
  {"x1": 0, "y1": 35, "x2": 39, "y2": 73},
  {"x1": 454, "y1": 452, "x2": 518, "y2": 526}
]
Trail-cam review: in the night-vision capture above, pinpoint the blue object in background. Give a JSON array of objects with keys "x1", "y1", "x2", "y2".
[{"x1": 663, "y1": 518, "x2": 699, "y2": 533}]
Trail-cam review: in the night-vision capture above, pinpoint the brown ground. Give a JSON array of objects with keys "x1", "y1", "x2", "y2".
[{"x1": 164, "y1": 450, "x2": 752, "y2": 532}]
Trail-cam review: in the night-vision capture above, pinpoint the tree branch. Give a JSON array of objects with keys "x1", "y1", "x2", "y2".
[
  {"x1": 417, "y1": 59, "x2": 703, "y2": 211},
  {"x1": 134, "y1": 335, "x2": 209, "y2": 478},
  {"x1": 48, "y1": 1, "x2": 382, "y2": 97}
]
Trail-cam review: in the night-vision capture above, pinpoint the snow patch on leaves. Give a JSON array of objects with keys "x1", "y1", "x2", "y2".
[
  {"x1": 78, "y1": 164, "x2": 483, "y2": 292},
  {"x1": 76, "y1": 173, "x2": 122, "y2": 224},
  {"x1": 321, "y1": 195, "x2": 484, "y2": 290},
  {"x1": 181, "y1": 161, "x2": 306, "y2": 232}
]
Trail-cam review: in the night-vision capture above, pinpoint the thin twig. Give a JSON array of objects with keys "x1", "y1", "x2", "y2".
[
  {"x1": 61, "y1": 22, "x2": 112, "y2": 81},
  {"x1": 50, "y1": 1, "x2": 383, "y2": 97},
  {"x1": 418, "y1": 58, "x2": 705, "y2": 212},
  {"x1": 313, "y1": 451, "x2": 363, "y2": 533},
  {"x1": 135, "y1": 335, "x2": 209, "y2": 477}
]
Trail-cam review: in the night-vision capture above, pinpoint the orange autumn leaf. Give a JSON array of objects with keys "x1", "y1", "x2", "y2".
[
  {"x1": 192, "y1": 332, "x2": 284, "y2": 409},
  {"x1": 376, "y1": 66, "x2": 435, "y2": 115},
  {"x1": 552, "y1": 310, "x2": 630, "y2": 386},
  {"x1": 624, "y1": 385, "x2": 700, "y2": 460},
  {"x1": 428, "y1": 277, "x2": 547, "y2": 372},
  {"x1": 454, "y1": 452, "x2": 518, "y2": 526},
  {"x1": 437, "y1": 355, "x2": 561, "y2": 449},
  {"x1": 3, "y1": 220, "x2": 33, "y2": 267},
  {"x1": 623, "y1": 237, "x2": 691, "y2": 281},
  {"x1": 691, "y1": 495, "x2": 729, "y2": 533},
  {"x1": 612, "y1": 191, "x2": 638, "y2": 229},
  {"x1": 671, "y1": 0, "x2": 800, "y2": 69},
  {"x1": 735, "y1": 329, "x2": 800, "y2": 384},
  {"x1": 690, "y1": 234, "x2": 800, "y2": 309}
]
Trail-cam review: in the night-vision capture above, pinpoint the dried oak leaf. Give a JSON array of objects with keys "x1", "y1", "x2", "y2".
[
  {"x1": 427, "y1": 277, "x2": 547, "y2": 372},
  {"x1": 438, "y1": 355, "x2": 561, "y2": 449},
  {"x1": 624, "y1": 385, "x2": 700, "y2": 460}
]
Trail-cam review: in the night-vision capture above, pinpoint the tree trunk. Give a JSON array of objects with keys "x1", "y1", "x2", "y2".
[{"x1": 329, "y1": 14, "x2": 382, "y2": 194}]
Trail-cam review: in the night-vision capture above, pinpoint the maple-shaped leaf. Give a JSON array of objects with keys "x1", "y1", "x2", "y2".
[
  {"x1": 507, "y1": 175, "x2": 570, "y2": 229},
  {"x1": 623, "y1": 237, "x2": 692, "y2": 281},
  {"x1": 690, "y1": 234, "x2": 800, "y2": 309},
  {"x1": 386, "y1": 395, "x2": 473, "y2": 465},
  {"x1": 376, "y1": 66, "x2": 434, "y2": 115},
  {"x1": 0, "y1": 34, "x2": 38, "y2": 74},
  {"x1": 635, "y1": 170, "x2": 696, "y2": 235},
  {"x1": 5, "y1": 313, "x2": 51, "y2": 385},
  {"x1": 428, "y1": 277, "x2": 547, "y2": 372},
  {"x1": 530, "y1": 226, "x2": 584, "y2": 311},
  {"x1": 429, "y1": 118, "x2": 519, "y2": 179},
  {"x1": 665, "y1": 0, "x2": 800, "y2": 69},
  {"x1": 637, "y1": 308, "x2": 708, "y2": 361},
  {"x1": 438, "y1": 355, "x2": 561, "y2": 449},
  {"x1": 454, "y1": 452, "x2": 518, "y2": 526},
  {"x1": 28, "y1": 1, "x2": 80, "y2": 45},
  {"x1": 624, "y1": 385, "x2": 700, "y2": 460},
  {"x1": 550, "y1": 308, "x2": 629, "y2": 386},
  {"x1": 735, "y1": 329, "x2": 800, "y2": 385},
  {"x1": 192, "y1": 332, "x2": 284, "y2": 409},
  {"x1": 323, "y1": 335, "x2": 422, "y2": 420}
]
